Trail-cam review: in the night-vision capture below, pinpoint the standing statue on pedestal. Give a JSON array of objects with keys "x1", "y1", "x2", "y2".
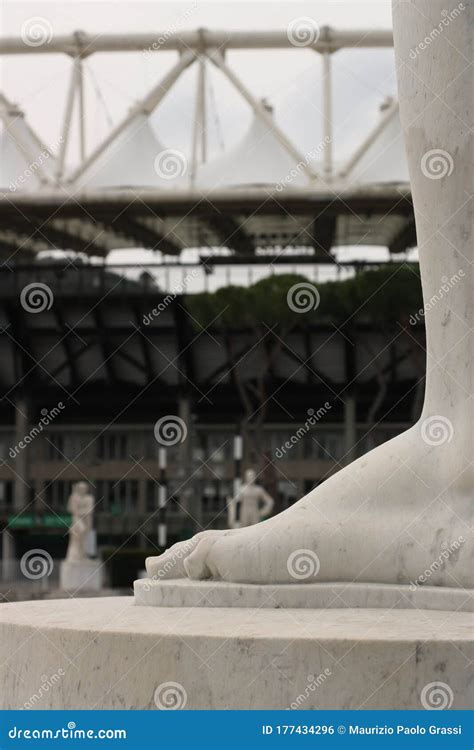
[
  {"x1": 227, "y1": 469, "x2": 274, "y2": 529},
  {"x1": 65, "y1": 481, "x2": 94, "y2": 562},
  {"x1": 60, "y1": 481, "x2": 103, "y2": 591},
  {"x1": 146, "y1": 0, "x2": 473, "y2": 588}
]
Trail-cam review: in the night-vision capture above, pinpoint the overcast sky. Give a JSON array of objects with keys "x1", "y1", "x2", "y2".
[
  {"x1": 1, "y1": 1, "x2": 408, "y2": 288},
  {"x1": 1, "y1": 1, "x2": 396, "y2": 162}
]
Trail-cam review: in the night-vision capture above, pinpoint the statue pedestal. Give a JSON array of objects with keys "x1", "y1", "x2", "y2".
[
  {"x1": 59, "y1": 559, "x2": 103, "y2": 592},
  {"x1": 134, "y1": 578, "x2": 473, "y2": 612},
  {"x1": 0, "y1": 595, "x2": 471, "y2": 709}
]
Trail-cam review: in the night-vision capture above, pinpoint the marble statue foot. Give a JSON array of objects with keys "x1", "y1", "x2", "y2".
[{"x1": 146, "y1": 422, "x2": 473, "y2": 587}]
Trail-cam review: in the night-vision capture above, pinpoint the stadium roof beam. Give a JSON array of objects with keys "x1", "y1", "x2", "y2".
[
  {"x1": 389, "y1": 217, "x2": 417, "y2": 254},
  {"x1": 207, "y1": 49, "x2": 318, "y2": 182},
  {"x1": 14, "y1": 215, "x2": 108, "y2": 256},
  {"x1": 309, "y1": 213, "x2": 337, "y2": 256},
  {"x1": 132, "y1": 307, "x2": 156, "y2": 382},
  {"x1": 70, "y1": 48, "x2": 196, "y2": 184},
  {"x1": 0, "y1": 28, "x2": 394, "y2": 56},
  {"x1": 0, "y1": 93, "x2": 55, "y2": 186},
  {"x1": 205, "y1": 214, "x2": 255, "y2": 254},
  {"x1": 338, "y1": 99, "x2": 399, "y2": 179},
  {"x1": 108, "y1": 215, "x2": 183, "y2": 255},
  {"x1": 92, "y1": 308, "x2": 117, "y2": 383},
  {"x1": 52, "y1": 301, "x2": 81, "y2": 387}
]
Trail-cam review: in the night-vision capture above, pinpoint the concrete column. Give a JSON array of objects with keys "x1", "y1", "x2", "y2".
[
  {"x1": 1, "y1": 529, "x2": 16, "y2": 582},
  {"x1": 343, "y1": 393, "x2": 357, "y2": 466},
  {"x1": 13, "y1": 396, "x2": 29, "y2": 511},
  {"x1": 178, "y1": 396, "x2": 201, "y2": 535}
]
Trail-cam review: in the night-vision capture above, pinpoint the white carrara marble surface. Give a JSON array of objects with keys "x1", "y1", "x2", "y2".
[
  {"x1": 134, "y1": 579, "x2": 474, "y2": 611},
  {"x1": 0, "y1": 597, "x2": 472, "y2": 710}
]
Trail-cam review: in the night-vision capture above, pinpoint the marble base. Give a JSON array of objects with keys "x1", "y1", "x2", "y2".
[
  {"x1": 134, "y1": 579, "x2": 474, "y2": 612},
  {"x1": 59, "y1": 559, "x2": 103, "y2": 592},
  {"x1": 0, "y1": 597, "x2": 471, "y2": 709}
]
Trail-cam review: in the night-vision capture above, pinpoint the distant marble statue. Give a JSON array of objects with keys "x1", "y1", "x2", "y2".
[
  {"x1": 60, "y1": 482, "x2": 102, "y2": 592},
  {"x1": 227, "y1": 469, "x2": 274, "y2": 528},
  {"x1": 146, "y1": 0, "x2": 473, "y2": 588},
  {"x1": 65, "y1": 481, "x2": 94, "y2": 562}
]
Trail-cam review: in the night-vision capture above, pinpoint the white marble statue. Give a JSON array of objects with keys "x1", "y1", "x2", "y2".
[
  {"x1": 227, "y1": 469, "x2": 274, "y2": 528},
  {"x1": 65, "y1": 481, "x2": 94, "y2": 562},
  {"x1": 146, "y1": 0, "x2": 473, "y2": 587}
]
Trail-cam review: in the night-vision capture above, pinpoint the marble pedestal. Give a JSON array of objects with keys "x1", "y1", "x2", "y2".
[
  {"x1": 134, "y1": 579, "x2": 474, "y2": 612},
  {"x1": 59, "y1": 559, "x2": 103, "y2": 592},
  {"x1": 0, "y1": 597, "x2": 471, "y2": 709}
]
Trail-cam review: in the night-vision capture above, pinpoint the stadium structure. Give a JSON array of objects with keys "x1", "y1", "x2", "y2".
[{"x1": 0, "y1": 27, "x2": 423, "y2": 582}]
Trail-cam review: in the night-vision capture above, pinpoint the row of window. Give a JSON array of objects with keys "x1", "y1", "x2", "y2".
[
  {"x1": 0, "y1": 478, "x2": 300, "y2": 515},
  {"x1": 0, "y1": 427, "x2": 402, "y2": 467}
]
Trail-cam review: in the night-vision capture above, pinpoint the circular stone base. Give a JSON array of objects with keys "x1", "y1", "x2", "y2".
[
  {"x1": 134, "y1": 579, "x2": 474, "y2": 611},
  {"x1": 0, "y1": 597, "x2": 472, "y2": 710}
]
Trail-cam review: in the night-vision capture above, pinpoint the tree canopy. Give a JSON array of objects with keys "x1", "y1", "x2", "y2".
[{"x1": 185, "y1": 265, "x2": 423, "y2": 331}]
